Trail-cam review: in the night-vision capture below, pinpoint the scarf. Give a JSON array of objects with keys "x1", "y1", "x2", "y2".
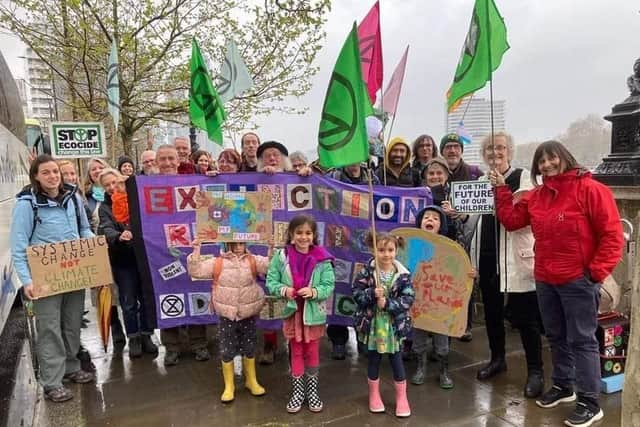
[{"x1": 91, "y1": 184, "x2": 105, "y2": 202}]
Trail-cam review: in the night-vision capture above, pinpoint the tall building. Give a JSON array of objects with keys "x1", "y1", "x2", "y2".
[
  {"x1": 15, "y1": 78, "x2": 29, "y2": 117},
  {"x1": 445, "y1": 97, "x2": 506, "y2": 166},
  {"x1": 23, "y1": 47, "x2": 55, "y2": 130}
]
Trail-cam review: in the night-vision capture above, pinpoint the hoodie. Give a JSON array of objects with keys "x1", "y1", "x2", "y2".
[
  {"x1": 415, "y1": 205, "x2": 449, "y2": 237},
  {"x1": 376, "y1": 137, "x2": 417, "y2": 187}
]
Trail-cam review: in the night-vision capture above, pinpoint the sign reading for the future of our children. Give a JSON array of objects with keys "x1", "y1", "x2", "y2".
[
  {"x1": 49, "y1": 122, "x2": 107, "y2": 159},
  {"x1": 392, "y1": 227, "x2": 474, "y2": 338},
  {"x1": 450, "y1": 180, "x2": 494, "y2": 214},
  {"x1": 26, "y1": 236, "x2": 113, "y2": 298},
  {"x1": 128, "y1": 173, "x2": 432, "y2": 330},
  {"x1": 195, "y1": 190, "x2": 272, "y2": 242}
]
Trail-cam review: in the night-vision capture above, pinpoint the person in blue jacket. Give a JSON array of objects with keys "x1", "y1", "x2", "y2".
[{"x1": 10, "y1": 155, "x2": 95, "y2": 403}]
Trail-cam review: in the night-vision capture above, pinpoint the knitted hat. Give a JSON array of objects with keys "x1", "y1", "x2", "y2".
[
  {"x1": 257, "y1": 140, "x2": 288, "y2": 159},
  {"x1": 440, "y1": 133, "x2": 463, "y2": 154},
  {"x1": 117, "y1": 155, "x2": 134, "y2": 172}
]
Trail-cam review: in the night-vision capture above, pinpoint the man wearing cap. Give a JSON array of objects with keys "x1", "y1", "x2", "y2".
[
  {"x1": 376, "y1": 136, "x2": 417, "y2": 187},
  {"x1": 440, "y1": 133, "x2": 483, "y2": 342},
  {"x1": 257, "y1": 141, "x2": 312, "y2": 176},
  {"x1": 440, "y1": 133, "x2": 483, "y2": 182},
  {"x1": 240, "y1": 132, "x2": 261, "y2": 172}
]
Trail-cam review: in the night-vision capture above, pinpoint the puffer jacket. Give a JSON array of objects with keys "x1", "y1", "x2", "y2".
[
  {"x1": 187, "y1": 251, "x2": 269, "y2": 321},
  {"x1": 266, "y1": 247, "x2": 335, "y2": 325},
  {"x1": 495, "y1": 168, "x2": 623, "y2": 285},
  {"x1": 10, "y1": 184, "x2": 94, "y2": 286},
  {"x1": 352, "y1": 259, "x2": 415, "y2": 339},
  {"x1": 470, "y1": 169, "x2": 536, "y2": 293}
]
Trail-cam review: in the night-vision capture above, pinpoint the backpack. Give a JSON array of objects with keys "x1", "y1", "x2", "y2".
[
  {"x1": 30, "y1": 194, "x2": 82, "y2": 242},
  {"x1": 211, "y1": 254, "x2": 257, "y2": 288}
]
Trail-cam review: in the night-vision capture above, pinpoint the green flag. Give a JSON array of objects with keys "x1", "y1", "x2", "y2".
[
  {"x1": 447, "y1": 0, "x2": 509, "y2": 112},
  {"x1": 190, "y1": 38, "x2": 226, "y2": 145},
  {"x1": 318, "y1": 23, "x2": 374, "y2": 169}
]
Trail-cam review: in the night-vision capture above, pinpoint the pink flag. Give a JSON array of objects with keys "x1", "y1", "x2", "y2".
[
  {"x1": 382, "y1": 46, "x2": 409, "y2": 116},
  {"x1": 357, "y1": 1, "x2": 383, "y2": 104}
]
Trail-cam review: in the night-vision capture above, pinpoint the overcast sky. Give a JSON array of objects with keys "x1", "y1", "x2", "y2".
[{"x1": 2, "y1": 0, "x2": 639, "y2": 153}]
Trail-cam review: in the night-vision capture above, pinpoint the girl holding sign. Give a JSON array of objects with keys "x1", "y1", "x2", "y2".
[
  {"x1": 352, "y1": 232, "x2": 415, "y2": 418},
  {"x1": 10, "y1": 155, "x2": 95, "y2": 402}
]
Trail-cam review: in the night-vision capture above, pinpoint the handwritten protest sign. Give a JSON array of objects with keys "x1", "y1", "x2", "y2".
[
  {"x1": 27, "y1": 236, "x2": 113, "y2": 298},
  {"x1": 392, "y1": 227, "x2": 473, "y2": 337},
  {"x1": 451, "y1": 180, "x2": 494, "y2": 214},
  {"x1": 196, "y1": 191, "x2": 272, "y2": 242}
]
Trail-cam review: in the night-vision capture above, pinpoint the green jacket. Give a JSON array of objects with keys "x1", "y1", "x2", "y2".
[{"x1": 266, "y1": 247, "x2": 335, "y2": 325}]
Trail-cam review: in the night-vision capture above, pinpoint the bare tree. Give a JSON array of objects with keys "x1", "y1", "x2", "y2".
[{"x1": 0, "y1": 0, "x2": 331, "y2": 154}]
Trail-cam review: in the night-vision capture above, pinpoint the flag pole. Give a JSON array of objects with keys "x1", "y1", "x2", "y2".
[
  {"x1": 485, "y1": 0, "x2": 500, "y2": 275},
  {"x1": 367, "y1": 167, "x2": 382, "y2": 289}
]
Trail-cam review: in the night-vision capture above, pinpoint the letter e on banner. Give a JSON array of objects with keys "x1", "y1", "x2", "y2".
[{"x1": 145, "y1": 187, "x2": 174, "y2": 214}]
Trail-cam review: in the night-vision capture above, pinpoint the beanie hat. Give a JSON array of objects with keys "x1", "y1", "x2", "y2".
[
  {"x1": 257, "y1": 140, "x2": 288, "y2": 159},
  {"x1": 117, "y1": 155, "x2": 134, "y2": 172},
  {"x1": 440, "y1": 133, "x2": 463, "y2": 154},
  {"x1": 415, "y1": 205, "x2": 448, "y2": 236}
]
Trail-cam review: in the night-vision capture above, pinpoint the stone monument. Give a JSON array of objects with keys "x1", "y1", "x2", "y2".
[{"x1": 594, "y1": 58, "x2": 640, "y2": 185}]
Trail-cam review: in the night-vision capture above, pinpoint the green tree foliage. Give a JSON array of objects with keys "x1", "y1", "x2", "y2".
[{"x1": 0, "y1": 0, "x2": 331, "y2": 153}]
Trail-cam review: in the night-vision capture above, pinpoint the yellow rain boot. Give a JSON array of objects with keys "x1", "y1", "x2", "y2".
[
  {"x1": 221, "y1": 361, "x2": 235, "y2": 403},
  {"x1": 243, "y1": 356, "x2": 266, "y2": 396}
]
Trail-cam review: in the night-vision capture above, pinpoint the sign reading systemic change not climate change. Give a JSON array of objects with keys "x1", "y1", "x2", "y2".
[
  {"x1": 49, "y1": 122, "x2": 107, "y2": 158},
  {"x1": 27, "y1": 236, "x2": 113, "y2": 298}
]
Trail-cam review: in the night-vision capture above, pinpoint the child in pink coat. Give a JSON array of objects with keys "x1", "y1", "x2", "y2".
[{"x1": 188, "y1": 240, "x2": 272, "y2": 403}]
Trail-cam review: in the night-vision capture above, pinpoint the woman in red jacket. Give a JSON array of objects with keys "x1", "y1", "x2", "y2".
[{"x1": 489, "y1": 140, "x2": 623, "y2": 427}]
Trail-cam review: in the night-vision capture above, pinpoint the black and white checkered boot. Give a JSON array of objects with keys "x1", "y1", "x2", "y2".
[
  {"x1": 306, "y1": 372, "x2": 323, "y2": 412},
  {"x1": 286, "y1": 375, "x2": 305, "y2": 413}
]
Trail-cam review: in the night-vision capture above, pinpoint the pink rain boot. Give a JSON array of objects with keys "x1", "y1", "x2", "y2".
[
  {"x1": 394, "y1": 380, "x2": 411, "y2": 417},
  {"x1": 367, "y1": 378, "x2": 385, "y2": 413}
]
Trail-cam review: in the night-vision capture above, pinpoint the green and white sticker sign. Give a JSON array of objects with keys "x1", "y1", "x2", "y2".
[{"x1": 49, "y1": 122, "x2": 107, "y2": 158}]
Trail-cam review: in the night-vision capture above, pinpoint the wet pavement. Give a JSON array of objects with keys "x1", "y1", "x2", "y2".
[{"x1": 31, "y1": 313, "x2": 621, "y2": 427}]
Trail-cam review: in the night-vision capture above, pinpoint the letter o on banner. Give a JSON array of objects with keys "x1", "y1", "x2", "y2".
[{"x1": 376, "y1": 197, "x2": 395, "y2": 220}]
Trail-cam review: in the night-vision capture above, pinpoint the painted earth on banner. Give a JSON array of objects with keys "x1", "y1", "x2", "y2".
[{"x1": 130, "y1": 173, "x2": 431, "y2": 329}]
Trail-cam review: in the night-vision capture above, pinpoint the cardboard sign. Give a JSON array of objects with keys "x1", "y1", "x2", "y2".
[
  {"x1": 49, "y1": 122, "x2": 107, "y2": 158},
  {"x1": 391, "y1": 227, "x2": 474, "y2": 338},
  {"x1": 196, "y1": 191, "x2": 272, "y2": 242},
  {"x1": 27, "y1": 236, "x2": 113, "y2": 298},
  {"x1": 450, "y1": 180, "x2": 494, "y2": 214}
]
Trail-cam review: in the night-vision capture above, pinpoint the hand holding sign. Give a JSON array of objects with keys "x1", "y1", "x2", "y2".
[{"x1": 489, "y1": 169, "x2": 506, "y2": 186}]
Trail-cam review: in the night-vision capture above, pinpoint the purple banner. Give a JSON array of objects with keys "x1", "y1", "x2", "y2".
[{"x1": 131, "y1": 172, "x2": 431, "y2": 329}]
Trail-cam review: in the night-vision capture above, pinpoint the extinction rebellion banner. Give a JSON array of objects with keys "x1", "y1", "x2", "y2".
[{"x1": 129, "y1": 172, "x2": 432, "y2": 329}]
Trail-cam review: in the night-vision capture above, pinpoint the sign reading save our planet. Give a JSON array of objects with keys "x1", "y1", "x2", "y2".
[
  {"x1": 392, "y1": 227, "x2": 474, "y2": 338},
  {"x1": 26, "y1": 236, "x2": 113, "y2": 298}
]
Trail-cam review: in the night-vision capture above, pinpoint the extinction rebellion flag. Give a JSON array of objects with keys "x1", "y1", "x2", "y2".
[
  {"x1": 190, "y1": 38, "x2": 226, "y2": 145},
  {"x1": 318, "y1": 23, "x2": 374, "y2": 169},
  {"x1": 446, "y1": 0, "x2": 509, "y2": 112}
]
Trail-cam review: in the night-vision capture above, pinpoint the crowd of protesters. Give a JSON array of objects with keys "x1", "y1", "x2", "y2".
[{"x1": 10, "y1": 130, "x2": 623, "y2": 427}]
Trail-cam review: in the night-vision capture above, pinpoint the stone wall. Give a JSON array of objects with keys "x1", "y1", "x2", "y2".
[{"x1": 611, "y1": 186, "x2": 640, "y2": 315}]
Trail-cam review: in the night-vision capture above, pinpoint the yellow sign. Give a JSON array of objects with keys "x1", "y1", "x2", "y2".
[{"x1": 27, "y1": 236, "x2": 113, "y2": 298}]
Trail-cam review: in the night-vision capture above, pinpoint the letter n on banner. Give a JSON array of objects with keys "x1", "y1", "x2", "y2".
[
  {"x1": 341, "y1": 190, "x2": 369, "y2": 219},
  {"x1": 373, "y1": 195, "x2": 399, "y2": 222},
  {"x1": 144, "y1": 187, "x2": 174, "y2": 214},
  {"x1": 400, "y1": 197, "x2": 427, "y2": 224}
]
